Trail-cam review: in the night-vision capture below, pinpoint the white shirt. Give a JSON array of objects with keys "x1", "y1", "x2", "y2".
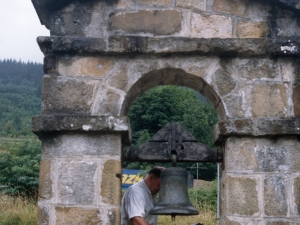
[{"x1": 121, "y1": 179, "x2": 158, "y2": 225}]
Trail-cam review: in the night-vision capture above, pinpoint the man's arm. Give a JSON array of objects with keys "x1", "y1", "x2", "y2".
[{"x1": 131, "y1": 216, "x2": 150, "y2": 225}]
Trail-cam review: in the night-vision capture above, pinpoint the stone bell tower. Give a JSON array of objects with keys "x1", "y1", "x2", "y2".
[{"x1": 32, "y1": 0, "x2": 300, "y2": 224}]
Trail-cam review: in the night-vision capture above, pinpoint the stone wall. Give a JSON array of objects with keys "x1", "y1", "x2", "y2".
[{"x1": 31, "y1": 0, "x2": 300, "y2": 224}]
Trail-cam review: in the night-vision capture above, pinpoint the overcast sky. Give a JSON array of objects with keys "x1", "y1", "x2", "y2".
[{"x1": 0, "y1": 0, "x2": 49, "y2": 63}]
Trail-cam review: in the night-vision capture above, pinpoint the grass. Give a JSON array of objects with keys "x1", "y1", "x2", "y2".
[
  {"x1": 158, "y1": 205, "x2": 217, "y2": 225},
  {"x1": 0, "y1": 193, "x2": 37, "y2": 225},
  {"x1": 0, "y1": 179, "x2": 217, "y2": 225}
]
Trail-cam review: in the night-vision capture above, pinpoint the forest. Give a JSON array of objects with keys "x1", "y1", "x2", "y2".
[{"x1": 0, "y1": 59, "x2": 219, "y2": 198}]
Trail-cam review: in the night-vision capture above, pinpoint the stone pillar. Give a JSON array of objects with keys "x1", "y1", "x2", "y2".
[
  {"x1": 33, "y1": 116, "x2": 130, "y2": 225},
  {"x1": 214, "y1": 119, "x2": 300, "y2": 224}
]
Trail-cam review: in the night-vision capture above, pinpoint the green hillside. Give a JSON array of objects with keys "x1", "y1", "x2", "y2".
[{"x1": 0, "y1": 59, "x2": 43, "y2": 137}]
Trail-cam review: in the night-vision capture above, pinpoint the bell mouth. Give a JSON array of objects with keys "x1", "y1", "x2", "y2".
[{"x1": 149, "y1": 205, "x2": 199, "y2": 216}]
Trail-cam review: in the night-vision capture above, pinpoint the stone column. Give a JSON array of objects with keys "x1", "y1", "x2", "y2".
[
  {"x1": 33, "y1": 115, "x2": 130, "y2": 225},
  {"x1": 214, "y1": 119, "x2": 300, "y2": 224}
]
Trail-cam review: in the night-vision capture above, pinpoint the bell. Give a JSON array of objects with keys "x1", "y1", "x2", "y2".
[{"x1": 149, "y1": 167, "x2": 199, "y2": 217}]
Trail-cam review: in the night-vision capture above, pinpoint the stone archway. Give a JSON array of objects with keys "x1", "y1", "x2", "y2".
[{"x1": 32, "y1": 0, "x2": 300, "y2": 224}]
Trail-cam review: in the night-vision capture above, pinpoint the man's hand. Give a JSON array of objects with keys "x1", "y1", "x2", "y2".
[{"x1": 130, "y1": 216, "x2": 150, "y2": 225}]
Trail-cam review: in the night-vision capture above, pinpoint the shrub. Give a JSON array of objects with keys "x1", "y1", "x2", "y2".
[
  {"x1": 188, "y1": 180, "x2": 217, "y2": 212},
  {"x1": 0, "y1": 138, "x2": 41, "y2": 199}
]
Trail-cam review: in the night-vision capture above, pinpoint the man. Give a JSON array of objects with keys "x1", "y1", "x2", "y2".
[{"x1": 121, "y1": 167, "x2": 164, "y2": 225}]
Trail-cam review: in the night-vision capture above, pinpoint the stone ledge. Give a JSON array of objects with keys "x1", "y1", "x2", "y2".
[
  {"x1": 213, "y1": 118, "x2": 300, "y2": 144},
  {"x1": 32, "y1": 115, "x2": 131, "y2": 143},
  {"x1": 37, "y1": 36, "x2": 300, "y2": 56}
]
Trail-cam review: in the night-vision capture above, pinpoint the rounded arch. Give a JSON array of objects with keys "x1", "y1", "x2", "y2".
[{"x1": 121, "y1": 68, "x2": 226, "y2": 120}]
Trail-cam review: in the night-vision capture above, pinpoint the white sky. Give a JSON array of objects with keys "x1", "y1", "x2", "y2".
[{"x1": 0, "y1": 0, "x2": 49, "y2": 63}]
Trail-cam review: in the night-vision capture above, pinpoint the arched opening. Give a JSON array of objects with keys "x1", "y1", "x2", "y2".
[
  {"x1": 121, "y1": 68, "x2": 226, "y2": 121},
  {"x1": 121, "y1": 68, "x2": 224, "y2": 224}
]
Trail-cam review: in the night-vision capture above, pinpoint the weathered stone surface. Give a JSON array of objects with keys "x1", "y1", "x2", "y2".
[
  {"x1": 101, "y1": 160, "x2": 122, "y2": 205},
  {"x1": 252, "y1": 83, "x2": 288, "y2": 118},
  {"x1": 176, "y1": 0, "x2": 206, "y2": 11},
  {"x1": 44, "y1": 54, "x2": 57, "y2": 74},
  {"x1": 191, "y1": 14, "x2": 232, "y2": 38},
  {"x1": 38, "y1": 160, "x2": 52, "y2": 200},
  {"x1": 293, "y1": 177, "x2": 300, "y2": 215},
  {"x1": 42, "y1": 75, "x2": 97, "y2": 114},
  {"x1": 227, "y1": 176, "x2": 259, "y2": 216},
  {"x1": 58, "y1": 160, "x2": 97, "y2": 204},
  {"x1": 32, "y1": 115, "x2": 130, "y2": 133},
  {"x1": 266, "y1": 222, "x2": 290, "y2": 225},
  {"x1": 55, "y1": 207, "x2": 101, "y2": 225},
  {"x1": 222, "y1": 93, "x2": 248, "y2": 118},
  {"x1": 92, "y1": 86, "x2": 123, "y2": 116},
  {"x1": 58, "y1": 57, "x2": 115, "y2": 78},
  {"x1": 214, "y1": 67, "x2": 236, "y2": 96},
  {"x1": 213, "y1": 0, "x2": 248, "y2": 16},
  {"x1": 214, "y1": 119, "x2": 300, "y2": 144},
  {"x1": 264, "y1": 176, "x2": 288, "y2": 216},
  {"x1": 116, "y1": 0, "x2": 133, "y2": 9},
  {"x1": 109, "y1": 10, "x2": 182, "y2": 35},
  {"x1": 275, "y1": 17, "x2": 300, "y2": 37},
  {"x1": 293, "y1": 84, "x2": 300, "y2": 118},
  {"x1": 225, "y1": 137, "x2": 300, "y2": 172},
  {"x1": 108, "y1": 65, "x2": 130, "y2": 92},
  {"x1": 37, "y1": 205, "x2": 50, "y2": 225},
  {"x1": 226, "y1": 137, "x2": 258, "y2": 172},
  {"x1": 38, "y1": 36, "x2": 300, "y2": 57},
  {"x1": 41, "y1": 133, "x2": 122, "y2": 157},
  {"x1": 108, "y1": 208, "x2": 121, "y2": 225},
  {"x1": 138, "y1": 0, "x2": 171, "y2": 6},
  {"x1": 237, "y1": 58, "x2": 279, "y2": 80},
  {"x1": 221, "y1": 218, "x2": 241, "y2": 225},
  {"x1": 237, "y1": 21, "x2": 268, "y2": 38}
]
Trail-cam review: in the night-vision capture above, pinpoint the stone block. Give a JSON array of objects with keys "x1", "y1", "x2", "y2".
[
  {"x1": 109, "y1": 10, "x2": 182, "y2": 35},
  {"x1": 42, "y1": 133, "x2": 122, "y2": 157},
  {"x1": 58, "y1": 57, "x2": 115, "y2": 78},
  {"x1": 227, "y1": 176, "x2": 259, "y2": 216},
  {"x1": 226, "y1": 138, "x2": 258, "y2": 172},
  {"x1": 38, "y1": 160, "x2": 52, "y2": 200},
  {"x1": 222, "y1": 92, "x2": 249, "y2": 118},
  {"x1": 236, "y1": 58, "x2": 279, "y2": 80},
  {"x1": 108, "y1": 65, "x2": 130, "y2": 92},
  {"x1": 293, "y1": 177, "x2": 300, "y2": 215},
  {"x1": 251, "y1": 83, "x2": 269, "y2": 118},
  {"x1": 108, "y1": 208, "x2": 121, "y2": 225},
  {"x1": 276, "y1": 18, "x2": 300, "y2": 37},
  {"x1": 191, "y1": 13, "x2": 232, "y2": 38},
  {"x1": 58, "y1": 160, "x2": 97, "y2": 205},
  {"x1": 55, "y1": 207, "x2": 101, "y2": 225},
  {"x1": 101, "y1": 160, "x2": 122, "y2": 205},
  {"x1": 37, "y1": 205, "x2": 50, "y2": 225},
  {"x1": 138, "y1": 0, "x2": 171, "y2": 6},
  {"x1": 251, "y1": 83, "x2": 288, "y2": 118},
  {"x1": 226, "y1": 137, "x2": 300, "y2": 173},
  {"x1": 214, "y1": 67, "x2": 236, "y2": 96},
  {"x1": 237, "y1": 21, "x2": 268, "y2": 38},
  {"x1": 213, "y1": 0, "x2": 248, "y2": 16},
  {"x1": 264, "y1": 176, "x2": 288, "y2": 216},
  {"x1": 92, "y1": 85, "x2": 123, "y2": 116},
  {"x1": 293, "y1": 84, "x2": 300, "y2": 118},
  {"x1": 176, "y1": 0, "x2": 206, "y2": 11},
  {"x1": 42, "y1": 76, "x2": 96, "y2": 114}
]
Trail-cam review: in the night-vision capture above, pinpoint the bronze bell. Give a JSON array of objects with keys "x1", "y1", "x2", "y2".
[{"x1": 149, "y1": 167, "x2": 199, "y2": 218}]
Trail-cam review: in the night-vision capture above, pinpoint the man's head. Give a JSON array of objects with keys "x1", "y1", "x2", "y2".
[{"x1": 144, "y1": 167, "x2": 164, "y2": 195}]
